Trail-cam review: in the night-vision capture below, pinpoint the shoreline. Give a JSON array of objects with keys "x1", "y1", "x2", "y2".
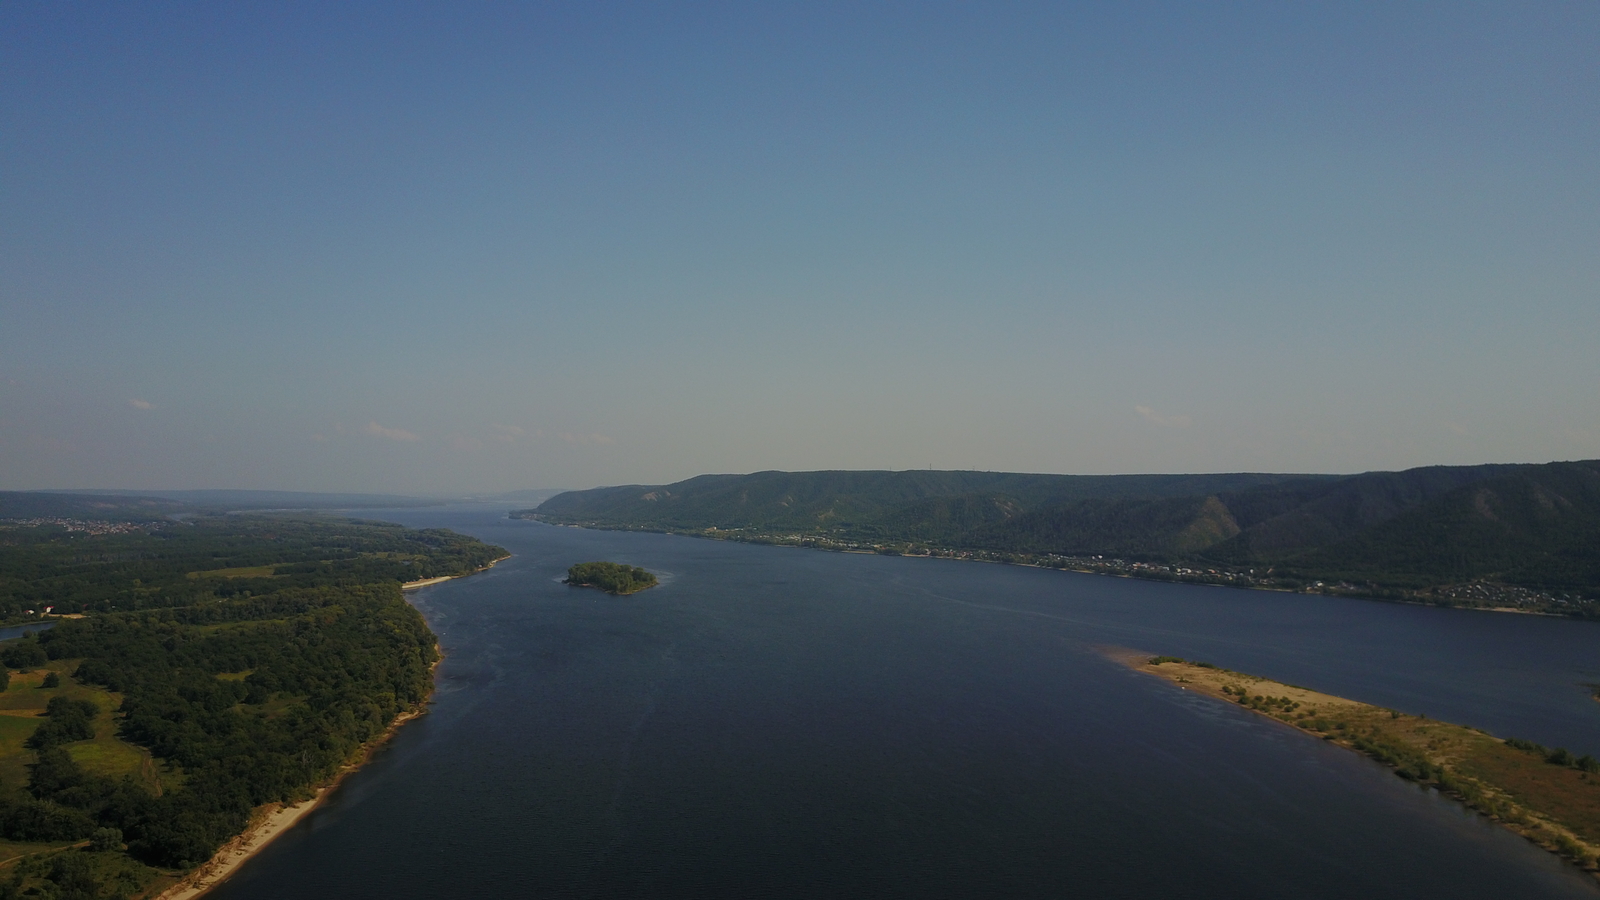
[
  {"x1": 521, "y1": 519, "x2": 1578, "y2": 619},
  {"x1": 1105, "y1": 647, "x2": 1600, "y2": 878},
  {"x1": 402, "y1": 552, "x2": 511, "y2": 591},
  {"x1": 152, "y1": 566, "x2": 482, "y2": 899},
  {"x1": 153, "y1": 697, "x2": 433, "y2": 900}
]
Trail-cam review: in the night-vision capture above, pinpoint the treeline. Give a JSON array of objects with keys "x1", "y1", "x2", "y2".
[
  {"x1": 0, "y1": 516, "x2": 506, "y2": 884},
  {"x1": 0, "y1": 515, "x2": 506, "y2": 619}
]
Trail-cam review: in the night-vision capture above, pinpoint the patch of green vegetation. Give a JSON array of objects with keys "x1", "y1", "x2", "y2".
[
  {"x1": 0, "y1": 716, "x2": 42, "y2": 793},
  {"x1": 186, "y1": 565, "x2": 279, "y2": 580},
  {"x1": 0, "y1": 515, "x2": 506, "y2": 883},
  {"x1": 0, "y1": 515, "x2": 506, "y2": 618},
  {"x1": 565, "y1": 561, "x2": 658, "y2": 595},
  {"x1": 1, "y1": 846, "x2": 164, "y2": 900}
]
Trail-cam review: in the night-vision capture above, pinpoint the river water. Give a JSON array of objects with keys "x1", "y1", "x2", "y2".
[{"x1": 208, "y1": 504, "x2": 1600, "y2": 899}]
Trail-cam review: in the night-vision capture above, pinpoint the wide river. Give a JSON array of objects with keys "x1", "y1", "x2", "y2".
[{"x1": 210, "y1": 504, "x2": 1600, "y2": 899}]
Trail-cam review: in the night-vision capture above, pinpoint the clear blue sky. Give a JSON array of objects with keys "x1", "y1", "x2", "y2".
[{"x1": 3, "y1": 2, "x2": 1597, "y2": 493}]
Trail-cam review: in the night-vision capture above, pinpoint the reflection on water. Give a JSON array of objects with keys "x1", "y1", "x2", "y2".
[{"x1": 208, "y1": 505, "x2": 1600, "y2": 899}]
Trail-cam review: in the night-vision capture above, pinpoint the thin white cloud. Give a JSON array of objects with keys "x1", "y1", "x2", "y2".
[
  {"x1": 364, "y1": 421, "x2": 421, "y2": 442},
  {"x1": 129, "y1": 399, "x2": 155, "y2": 410},
  {"x1": 1135, "y1": 405, "x2": 1192, "y2": 428},
  {"x1": 559, "y1": 431, "x2": 614, "y2": 445}
]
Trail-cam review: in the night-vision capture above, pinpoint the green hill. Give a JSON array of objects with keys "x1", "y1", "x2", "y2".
[
  {"x1": 0, "y1": 492, "x2": 187, "y2": 523},
  {"x1": 1283, "y1": 462, "x2": 1600, "y2": 592},
  {"x1": 521, "y1": 462, "x2": 1600, "y2": 611},
  {"x1": 530, "y1": 469, "x2": 1311, "y2": 537}
]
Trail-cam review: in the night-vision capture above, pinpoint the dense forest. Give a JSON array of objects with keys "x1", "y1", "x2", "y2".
[
  {"x1": 0, "y1": 515, "x2": 506, "y2": 898},
  {"x1": 564, "y1": 561, "x2": 657, "y2": 595},
  {"x1": 520, "y1": 462, "x2": 1600, "y2": 613}
]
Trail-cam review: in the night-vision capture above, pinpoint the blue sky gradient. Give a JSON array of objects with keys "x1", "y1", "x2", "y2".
[{"x1": 4, "y1": 2, "x2": 1597, "y2": 492}]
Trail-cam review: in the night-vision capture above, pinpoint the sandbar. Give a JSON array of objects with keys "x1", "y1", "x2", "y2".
[{"x1": 1106, "y1": 647, "x2": 1600, "y2": 878}]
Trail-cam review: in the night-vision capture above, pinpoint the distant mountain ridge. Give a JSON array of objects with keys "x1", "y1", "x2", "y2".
[
  {"x1": 523, "y1": 462, "x2": 1600, "y2": 604},
  {"x1": 0, "y1": 490, "x2": 437, "y2": 520}
]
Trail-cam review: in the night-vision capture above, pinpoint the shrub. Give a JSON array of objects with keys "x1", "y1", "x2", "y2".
[
  {"x1": 1506, "y1": 737, "x2": 1548, "y2": 756},
  {"x1": 0, "y1": 798, "x2": 95, "y2": 841},
  {"x1": 1, "y1": 641, "x2": 47, "y2": 671}
]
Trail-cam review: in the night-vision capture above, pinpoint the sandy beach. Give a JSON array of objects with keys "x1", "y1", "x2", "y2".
[{"x1": 402, "y1": 553, "x2": 510, "y2": 591}]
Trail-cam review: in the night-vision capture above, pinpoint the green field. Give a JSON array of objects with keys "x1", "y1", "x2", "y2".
[
  {"x1": 186, "y1": 565, "x2": 280, "y2": 580},
  {"x1": 0, "y1": 661, "x2": 156, "y2": 791}
]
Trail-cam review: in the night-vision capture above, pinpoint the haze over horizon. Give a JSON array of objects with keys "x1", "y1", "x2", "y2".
[{"x1": 4, "y1": 3, "x2": 1597, "y2": 495}]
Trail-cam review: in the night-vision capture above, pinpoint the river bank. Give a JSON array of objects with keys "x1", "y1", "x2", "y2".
[
  {"x1": 1109, "y1": 648, "x2": 1600, "y2": 879},
  {"x1": 403, "y1": 553, "x2": 511, "y2": 591},
  {"x1": 521, "y1": 517, "x2": 1592, "y2": 619},
  {"x1": 154, "y1": 558, "x2": 501, "y2": 898},
  {"x1": 153, "y1": 637, "x2": 444, "y2": 900}
]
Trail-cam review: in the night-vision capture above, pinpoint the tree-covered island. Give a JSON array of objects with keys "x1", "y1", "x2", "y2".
[
  {"x1": 564, "y1": 562, "x2": 657, "y2": 595},
  {"x1": 0, "y1": 513, "x2": 507, "y2": 899}
]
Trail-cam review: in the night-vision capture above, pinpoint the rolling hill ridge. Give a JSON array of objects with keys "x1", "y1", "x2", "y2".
[{"x1": 522, "y1": 462, "x2": 1600, "y2": 613}]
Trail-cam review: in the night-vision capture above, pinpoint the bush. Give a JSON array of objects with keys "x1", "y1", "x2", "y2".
[
  {"x1": 1507, "y1": 737, "x2": 1549, "y2": 756},
  {"x1": 48, "y1": 852, "x2": 99, "y2": 898},
  {"x1": 1, "y1": 642, "x2": 47, "y2": 671},
  {"x1": 0, "y1": 798, "x2": 96, "y2": 841},
  {"x1": 26, "y1": 698, "x2": 98, "y2": 750}
]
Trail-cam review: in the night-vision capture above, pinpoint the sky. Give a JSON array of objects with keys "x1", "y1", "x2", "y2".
[{"x1": 3, "y1": 2, "x2": 1597, "y2": 494}]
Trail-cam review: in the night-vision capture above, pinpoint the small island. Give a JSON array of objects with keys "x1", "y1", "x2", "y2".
[
  {"x1": 565, "y1": 561, "x2": 658, "y2": 595},
  {"x1": 1113, "y1": 649, "x2": 1600, "y2": 875}
]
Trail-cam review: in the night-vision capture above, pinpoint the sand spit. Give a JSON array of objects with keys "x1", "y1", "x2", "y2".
[{"x1": 1105, "y1": 646, "x2": 1600, "y2": 879}]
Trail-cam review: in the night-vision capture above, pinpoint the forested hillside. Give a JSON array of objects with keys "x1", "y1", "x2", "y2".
[
  {"x1": 529, "y1": 469, "x2": 1313, "y2": 535},
  {"x1": 0, "y1": 493, "x2": 186, "y2": 524},
  {"x1": 521, "y1": 462, "x2": 1600, "y2": 612},
  {"x1": 0, "y1": 516, "x2": 506, "y2": 898}
]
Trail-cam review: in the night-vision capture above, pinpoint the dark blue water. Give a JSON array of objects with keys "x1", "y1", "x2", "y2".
[
  {"x1": 0, "y1": 622, "x2": 55, "y2": 642},
  {"x1": 209, "y1": 505, "x2": 1600, "y2": 899}
]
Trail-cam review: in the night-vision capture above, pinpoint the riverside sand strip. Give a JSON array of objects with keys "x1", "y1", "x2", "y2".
[{"x1": 1107, "y1": 648, "x2": 1600, "y2": 879}]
